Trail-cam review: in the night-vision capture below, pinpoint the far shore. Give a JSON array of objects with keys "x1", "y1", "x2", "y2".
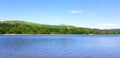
[{"x1": 0, "y1": 34, "x2": 119, "y2": 36}]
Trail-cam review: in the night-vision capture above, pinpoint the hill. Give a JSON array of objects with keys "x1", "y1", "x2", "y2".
[
  {"x1": 0, "y1": 20, "x2": 119, "y2": 34},
  {"x1": 107, "y1": 29, "x2": 120, "y2": 33}
]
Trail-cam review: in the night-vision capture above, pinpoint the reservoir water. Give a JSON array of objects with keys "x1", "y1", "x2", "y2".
[{"x1": 0, "y1": 35, "x2": 120, "y2": 58}]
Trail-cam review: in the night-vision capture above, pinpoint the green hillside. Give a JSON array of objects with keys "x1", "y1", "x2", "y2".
[
  {"x1": 0, "y1": 20, "x2": 119, "y2": 34},
  {"x1": 107, "y1": 29, "x2": 120, "y2": 34}
]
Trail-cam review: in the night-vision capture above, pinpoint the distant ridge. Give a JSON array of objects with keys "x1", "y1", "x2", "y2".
[
  {"x1": 107, "y1": 29, "x2": 120, "y2": 33},
  {"x1": 0, "y1": 20, "x2": 119, "y2": 34}
]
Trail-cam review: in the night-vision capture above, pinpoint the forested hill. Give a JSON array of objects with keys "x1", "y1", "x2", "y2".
[
  {"x1": 107, "y1": 29, "x2": 120, "y2": 33},
  {"x1": 0, "y1": 20, "x2": 119, "y2": 34}
]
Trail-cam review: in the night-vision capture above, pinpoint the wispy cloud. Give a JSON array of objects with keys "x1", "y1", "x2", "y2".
[
  {"x1": 69, "y1": 10, "x2": 83, "y2": 14},
  {"x1": 98, "y1": 23, "x2": 120, "y2": 29},
  {"x1": 69, "y1": 10, "x2": 96, "y2": 16}
]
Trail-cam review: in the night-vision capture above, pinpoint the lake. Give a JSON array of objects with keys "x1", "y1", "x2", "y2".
[{"x1": 0, "y1": 35, "x2": 120, "y2": 58}]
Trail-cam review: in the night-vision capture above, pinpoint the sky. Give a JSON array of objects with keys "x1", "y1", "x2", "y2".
[{"x1": 0, "y1": 0, "x2": 120, "y2": 29}]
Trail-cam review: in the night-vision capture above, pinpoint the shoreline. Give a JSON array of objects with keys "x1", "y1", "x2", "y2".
[{"x1": 0, "y1": 34, "x2": 119, "y2": 36}]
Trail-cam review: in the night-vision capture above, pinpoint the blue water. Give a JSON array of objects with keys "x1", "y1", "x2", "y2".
[{"x1": 0, "y1": 35, "x2": 120, "y2": 58}]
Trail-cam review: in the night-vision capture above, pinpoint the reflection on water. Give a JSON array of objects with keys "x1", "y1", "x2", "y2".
[{"x1": 0, "y1": 35, "x2": 120, "y2": 58}]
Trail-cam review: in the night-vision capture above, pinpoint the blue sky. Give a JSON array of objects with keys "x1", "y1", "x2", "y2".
[{"x1": 0, "y1": 0, "x2": 120, "y2": 29}]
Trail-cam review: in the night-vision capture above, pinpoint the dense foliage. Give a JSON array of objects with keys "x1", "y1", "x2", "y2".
[
  {"x1": 0, "y1": 20, "x2": 119, "y2": 34},
  {"x1": 107, "y1": 29, "x2": 120, "y2": 34}
]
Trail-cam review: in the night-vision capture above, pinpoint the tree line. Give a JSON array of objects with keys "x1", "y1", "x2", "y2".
[{"x1": 0, "y1": 20, "x2": 119, "y2": 34}]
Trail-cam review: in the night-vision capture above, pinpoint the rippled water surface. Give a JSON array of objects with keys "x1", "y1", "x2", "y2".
[{"x1": 0, "y1": 35, "x2": 120, "y2": 58}]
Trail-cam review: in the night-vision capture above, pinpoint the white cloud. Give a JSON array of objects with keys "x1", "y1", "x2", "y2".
[
  {"x1": 98, "y1": 23, "x2": 120, "y2": 29},
  {"x1": 70, "y1": 10, "x2": 83, "y2": 14},
  {"x1": 69, "y1": 10, "x2": 96, "y2": 16}
]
